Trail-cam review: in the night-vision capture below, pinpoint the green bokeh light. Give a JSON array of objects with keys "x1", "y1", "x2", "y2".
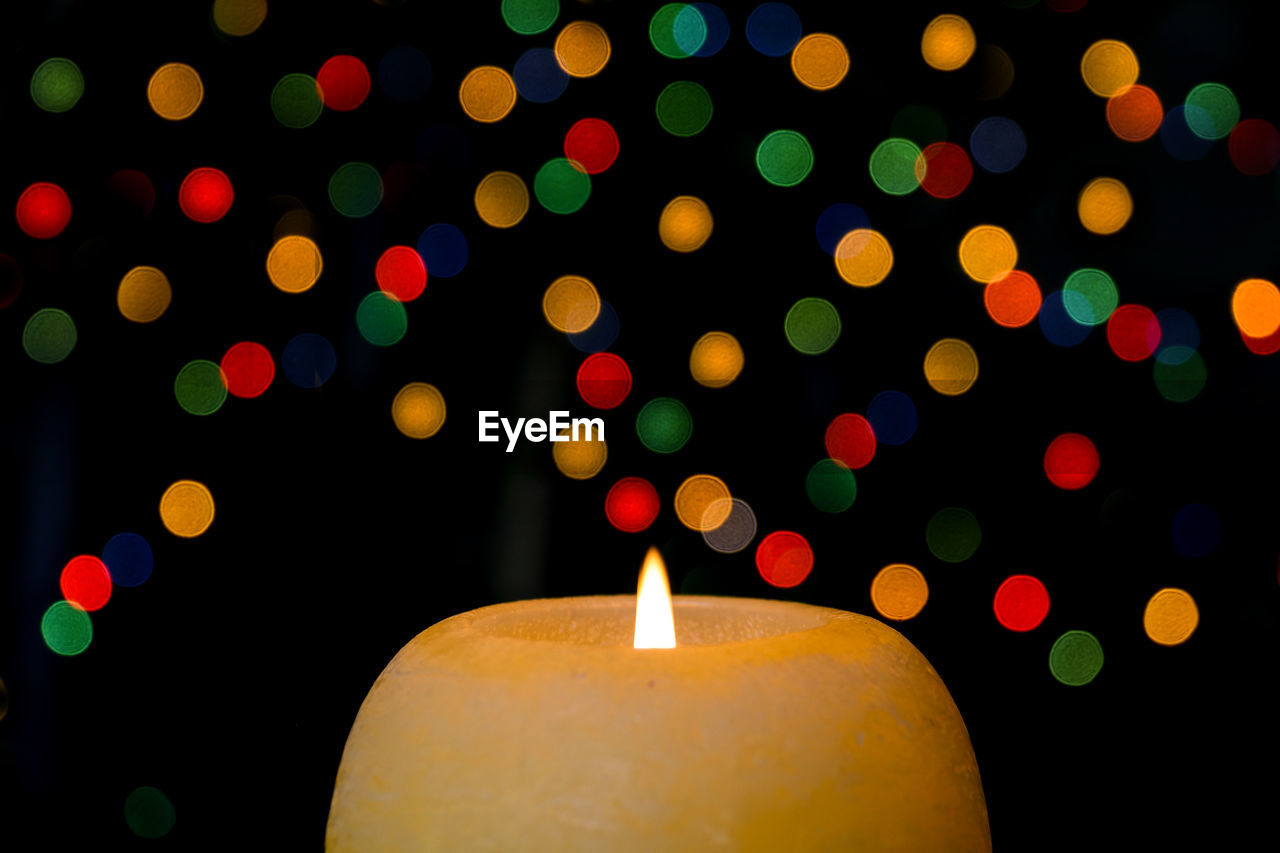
[
  {"x1": 1154, "y1": 348, "x2": 1207, "y2": 402},
  {"x1": 501, "y1": 0, "x2": 559, "y2": 35},
  {"x1": 1049, "y1": 630, "x2": 1104, "y2": 686},
  {"x1": 1184, "y1": 83, "x2": 1239, "y2": 141},
  {"x1": 784, "y1": 297, "x2": 840, "y2": 355},
  {"x1": 655, "y1": 81, "x2": 713, "y2": 137},
  {"x1": 270, "y1": 73, "x2": 323, "y2": 128},
  {"x1": 356, "y1": 291, "x2": 408, "y2": 346},
  {"x1": 649, "y1": 4, "x2": 696, "y2": 59},
  {"x1": 889, "y1": 104, "x2": 947, "y2": 148},
  {"x1": 329, "y1": 162, "x2": 383, "y2": 218},
  {"x1": 1063, "y1": 268, "x2": 1118, "y2": 326},
  {"x1": 757, "y1": 130, "x2": 814, "y2": 187},
  {"x1": 125, "y1": 786, "x2": 177, "y2": 839},
  {"x1": 636, "y1": 397, "x2": 693, "y2": 453},
  {"x1": 672, "y1": 5, "x2": 709, "y2": 56},
  {"x1": 175, "y1": 360, "x2": 228, "y2": 415},
  {"x1": 533, "y1": 158, "x2": 591, "y2": 214},
  {"x1": 23, "y1": 308, "x2": 77, "y2": 364},
  {"x1": 869, "y1": 138, "x2": 923, "y2": 196},
  {"x1": 41, "y1": 601, "x2": 92, "y2": 656},
  {"x1": 31, "y1": 57, "x2": 84, "y2": 113},
  {"x1": 805, "y1": 459, "x2": 857, "y2": 513},
  {"x1": 925, "y1": 507, "x2": 981, "y2": 563}
]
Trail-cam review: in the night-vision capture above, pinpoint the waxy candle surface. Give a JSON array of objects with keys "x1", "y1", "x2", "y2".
[{"x1": 327, "y1": 596, "x2": 991, "y2": 852}]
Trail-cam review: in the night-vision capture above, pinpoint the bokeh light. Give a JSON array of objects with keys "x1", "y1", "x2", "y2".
[
  {"x1": 475, "y1": 171, "x2": 529, "y2": 228},
  {"x1": 124, "y1": 787, "x2": 176, "y2": 840},
  {"x1": 282, "y1": 333, "x2": 337, "y2": 388},
  {"x1": 975, "y1": 44, "x2": 1015, "y2": 100},
  {"x1": 1160, "y1": 105, "x2": 1213, "y2": 161},
  {"x1": 746, "y1": 3, "x2": 801, "y2": 58},
  {"x1": 1154, "y1": 349, "x2": 1207, "y2": 402},
  {"x1": 1143, "y1": 588, "x2": 1199, "y2": 646},
  {"x1": 175, "y1": 359, "x2": 228, "y2": 415},
  {"x1": 577, "y1": 353, "x2": 632, "y2": 409},
  {"x1": 866, "y1": 391, "x2": 917, "y2": 445},
  {"x1": 502, "y1": 0, "x2": 559, "y2": 35},
  {"x1": 267, "y1": 235, "x2": 323, "y2": 293},
  {"x1": 60, "y1": 555, "x2": 111, "y2": 612},
  {"x1": 329, "y1": 162, "x2": 382, "y2": 218},
  {"x1": 102, "y1": 532, "x2": 153, "y2": 587},
  {"x1": 1241, "y1": 325, "x2": 1280, "y2": 355},
  {"x1": 534, "y1": 158, "x2": 591, "y2": 214},
  {"x1": 16, "y1": 182, "x2": 72, "y2": 239},
  {"x1": 513, "y1": 48, "x2": 569, "y2": 103},
  {"x1": 756, "y1": 130, "x2": 814, "y2": 187},
  {"x1": 543, "y1": 275, "x2": 600, "y2": 333},
  {"x1": 923, "y1": 338, "x2": 979, "y2": 396},
  {"x1": 834, "y1": 228, "x2": 893, "y2": 287},
  {"x1": 1172, "y1": 503, "x2": 1221, "y2": 558},
  {"x1": 1078, "y1": 177, "x2": 1133, "y2": 235},
  {"x1": 23, "y1": 308, "x2": 77, "y2": 364},
  {"x1": 553, "y1": 431, "x2": 607, "y2": 480},
  {"x1": 1231, "y1": 278, "x2": 1280, "y2": 338},
  {"x1": 994, "y1": 575, "x2": 1050, "y2": 631},
  {"x1": 564, "y1": 118, "x2": 619, "y2": 173},
  {"x1": 926, "y1": 507, "x2": 981, "y2": 563},
  {"x1": 31, "y1": 57, "x2": 84, "y2": 113},
  {"x1": 785, "y1": 297, "x2": 841, "y2": 355},
  {"x1": 159, "y1": 479, "x2": 215, "y2": 538},
  {"x1": 1044, "y1": 433, "x2": 1099, "y2": 490},
  {"x1": 147, "y1": 63, "x2": 203, "y2": 120},
  {"x1": 658, "y1": 195, "x2": 713, "y2": 252},
  {"x1": 356, "y1": 292, "x2": 408, "y2": 346},
  {"x1": 179, "y1": 168, "x2": 234, "y2": 223},
  {"x1": 317, "y1": 55, "x2": 371, "y2": 111},
  {"x1": 1049, "y1": 630, "x2": 1104, "y2": 685},
  {"x1": 701, "y1": 498, "x2": 756, "y2": 553},
  {"x1": 554, "y1": 21, "x2": 611, "y2": 77},
  {"x1": 1080, "y1": 40, "x2": 1138, "y2": 97},
  {"x1": 392, "y1": 382, "x2": 446, "y2": 439},
  {"x1": 656, "y1": 81, "x2": 713, "y2": 137},
  {"x1": 675, "y1": 475, "x2": 733, "y2": 532},
  {"x1": 417, "y1": 224, "x2": 468, "y2": 277},
  {"x1": 921, "y1": 14, "x2": 975, "y2": 71},
  {"x1": 969, "y1": 117, "x2": 1027, "y2": 173},
  {"x1": 984, "y1": 270, "x2": 1041, "y2": 328},
  {"x1": 118, "y1": 266, "x2": 172, "y2": 323},
  {"x1": 790, "y1": 34, "x2": 849, "y2": 91},
  {"x1": 1106, "y1": 304, "x2": 1161, "y2": 361},
  {"x1": 212, "y1": 0, "x2": 267, "y2": 36},
  {"x1": 1228, "y1": 119, "x2": 1280, "y2": 176},
  {"x1": 649, "y1": 4, "x2": 702, "y2": 59},
  {"x1": 870, "y1": 138, "x2": 923, "y2": 196},
  {"x1": 871, "y1": 564, "x2": 928, "y2": 621},
  {"x1": 1106, "y1": 84, "x2": 1162, "y2": 142},
  {"x1": 891, "y1": 104, "x2": 947, "y2": 147},
  {"x1": 686, "y1": 3, "x2": 729, "y2": 57},
  {"x1": 918, "y1": 142, "x2": 973, "y2": 199},
  {"x1": 1039, "y1": 290, "x2": 1092, "y2": 347},
  {"x1": 805, "y1": 458, "x2": 857, "y2": 513},
  {"x1": 815, "y1": 203, "x2": 869, "y2": 255},
  {"x1": 376, "y1": 246, "x2": 427, "y2": 302},
  {"x1": 220, "y1": 342, "x2": 274, "y2": 399},
  {"x1": 1155, "y1": 308, "x2": 1200, "y2": 357},
  {"x1": 378, "y1": 47, "x2": 432, "y2": 101},
  {"x1": 459, "y1": 66, "x2": 517, "y2": 123},
  {"x1": 636, "y1": 397, "x2": 693, "y2": 453},
  {"x1": 689, "y1": 331, "x2": 744, "y2": 388},
  {"x1": 569, "y1": 301, "x2": 620, "y2": 353},
  {"x1": 824, "y1": 413, "x2": 875, "y2": 469},
  {"x1": 270, "y1": 73, "x2": 323, "y2": 128},
  {"x1": 755, "y1": 530, "x2": 813, "y2": 588},
  {"x1": 605, "y1": 478, "x2": 660, "y2": 533},
  {"x1": 958, "y1": 225, "x2": 1016, "y2": 283},
  {"x1": 41, "y1": 601, "x2": 92, "y2": 656},
  {"x1": 1184, "y1": 83, "x2": 1239, "y2": 141},
  {"x1": 1063, "y1": 267, "x2": 1118, "y2": 325}
]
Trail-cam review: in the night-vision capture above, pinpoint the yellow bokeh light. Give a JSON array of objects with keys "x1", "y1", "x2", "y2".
[
  {"x1": 266, "y1": 235, "x2": 323, "y2": 293},
  {"x1": 871, "y1": 564, "x2": 929, "y2": 621},
  {"x1": 924, "y1": 338, "x2": 979, "y2": 396},
  {"x1": 147, "y1": 63, "x2": 204, "y2": 120},
  {"x1": 555, "y1": 21, "x2": 611, "y2": 78},
  {"x1": 1231, "y1": 278, "x2": 1280, "y2": 338},
  {"x1": 689, "y1": 331, "x2": 744, "y2": 389},
  {"x1": 958, "y1": 225, "x2": 1017, "y2": 283},
  {"x1": 1080, "y1": 39, "x2": 1139, "y2": 98},
  {"x1": 160, "y1": 479, "x2": 215, "y2": 538},
  {"x1": 459, "y1": 66, "x2": 516, "y2": 123},
  {"x1": 474, "y1": 171, "x2": 529, "y2": 229},
  {"x1": 658, "y1": 195, "x2": 713, "y2": 253},
  {"x1": 791, "y1": 33, "x2": 850, "y2": 91},
  {"x1": 1077, "y1": 177, "x2": 1133, "y2": 235},
  {"x1": 392, "y1": 382, "x2": 446, "y2": 439},
  {"x1": 273, "y1": 208, "x2": 316, "y2": 242},
  {"x1": 117, "y1": 266, "x2": 172, "y2": 323},
  {"x1": 921, "y1": 14, "x2": 976, "y2": 72},
  {"x1": 553, "y1": 431, "x2": 607, "y2": 480},
  {"x1": 542, "y1": 275, "x2": 600, "y2": 334},
  {"x1": 1143, "y1": 588, "x2": 1199, "y2": 646},
  {"x1": 212, "y1": 0, "x2": 267, "y2": 37},
  {"x1": 674, "y1": 475, "x2": 732, "y2": 531},
  {"x1": 834, "y1": 229, "x2": 893, "y2": 287}
]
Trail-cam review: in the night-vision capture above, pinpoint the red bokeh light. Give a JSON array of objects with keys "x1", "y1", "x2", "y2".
[
  {"x1": 1228, "y1": 118, "x2": 1280, "y2": 176},
  {"x1": 220, "y1": 342, "x2": 275, "y2": 399},
  {"x1": 1242, "y1": 324, "x2": 1280, "y2": 355},
  {"x1": 1106, "y1": 303, "x2": 1161, "y2": 361},
  {"x1": 564, "y1": 118, "x2": 620, "y2": 175},
  {"x1": 984, "y1": 269, "x2": 1042, "y2": 328},
  {"x1": 1043, "y1": 432, "x2": 1099, "y2": 490},
  {"x1": 1105, "y1": 84, "x2": 1162, "y2": 142},
  {"x1": 993, "y1": 574, "x2": 1050, "y2": 631},
  {"x1": 16, "y1": 182, "x2": 72, "y2": 239},
  {"x1": 0, "y1": 254, "x2": 22, "y2": 310},
  {"x1": 919, "y1": 142, "x2": 973, "y2": 199},
  {"x1": 375, "y1": 246, "x2": 427, "y2": 302},
  {"x1": 824, "y1": 413, "x2": 876, "y2": 469},
  {"x1": 576, "y1": 353, "x2": 632, "y2": 409},
  {"x1": 60, "y1": 555, "x2": 112, "y2": 612},
  {"x1": 604, "y1": 477, "x2": 660, "y2": 533},
  {"x1": 755, "y1": 531, "x2": 814, "y2": 588},
  {"x1": 178, "y1": 168, "x2": 234, "y2": 223},
  {"x1": 317, "y1": 55, "x2": 372, "y2": 112}
]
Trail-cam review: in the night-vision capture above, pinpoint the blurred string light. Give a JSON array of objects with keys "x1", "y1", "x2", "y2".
[
  {"x1": 677, "y1": 475, "x2": 732, "y2": 531},
  {"x1": 553, "y1": 431, "x2": 607, "y2": 479},
  {"x1": 1172, "y1": 503, "x2": 1221, "y2": 558},
  {"x1": 30, "y1": 57, "x2": 83, "y2": 112},
  {"x1": 701, "y1": 498, "x2": 756, "y2": 553},
  {"x1": 1106, "y1": 84, "x2": 1162, "y2": 142},
  {"x1": 636, "y1": 397, "x2": 693, "y2": 453},
  {"x1": 282, "y1": 333, "x2": 337, "y2": 388},
  {"x1": 805, "y1": 458, "x2": 856, "y2": 513},
  {"x1": 159, "y1": 479, "x2": 215, "y2": 538},
  {"x1": 1039, "y1": 291, "x2": 1091, "y2": 347},
  {"x1": 866, "y1": 391, "x2": 917, "y2": 445},
  {"x1": 656, "y1": 81, "x2": 712, "y2": 137},
  {"x1": 475, "y1": 171, "x2": 529, "y2": 228},
  {"x1": 267, "y1": 235, "x2": 322, "y2": 293},
  {"x1": 968, "y1": 117, "x2": 1026, "y2": 173},
  {"x1": 605, "y1": 477, "x2": 661, "y2": 533},
  {"x1": 378, "y1": 47, "x2": 431, "y2": 101},
  {"x1": 60, "y1": 555, "x2": 112, "y2": 611},
  {"x1": 755, "y1": 530, "x2": 813, "y2": 587},
  {"x1": 356, "y1": 292, "x2": 408, "y2": 346},
  {"x1": 417, "y1": 224, "x2": 468, "y2": 277},
  {"x1": 815, "y1": 203, "x2": 869, "y2": 255},
  {"x1": 124, "y1": 787, "x2": 176, "y2": 840},
  {"x1": 1080, "y1": 39, "x2": 1138, "y2": 97},
  {"x1": 1183, "y1": 83, "x2": 1238, "y2": 141},
  {"x1": 179, "y1": 167, "x2": 234, "y2": 223},
  {"x1": 869, "y1": 138, "x2": 921, "y2": 195},
  {"x1": 974, "y1": 45, "x2": 1014, "y2": 100},
  {"x1": 271, "y1": 73, "x2": 323, "y2": 128},
  {"x1": 790, "y1": 33, "x2": 849, "y2": 91},
  {"x1": 1231, "y1": 278, "x2": 1280, "y2": 338},
  {"x1": 746, "y1": 3, "x2": 801, "y2": 57},
  {"x1": 569, "y1": 301, "x2": 620, "y2": 353},
  {"x1": 784, "y1": 297, "x2": 840, "y2": 354},
  {"x1": 871, "y1": 564, "x2": 928, "y2": 621},
  {"x1": 212, "y1": 0, "x2": 267, "y2": 37},
  {"x1": 1062, "y1": 267, "x2": 1118, "y2": 325},
  {"x1": 1143, "y1": 588, "x2": 1199, "y2": 646},
  {"x1": 16, "y1": 182, "x2": 72, "y2": 239},
  {"x1": 147, "y1": 63, "x2": 203, "y2": 120},
  {"x1": 1228, "y1": 119, "x2": 1280, "y2": 175},
  {"x1": 1240, "y1": 324, "x2": 1280, "y2": 355},
  {"x1": 1049, "y1": 630, "x2": 1103, "y2": 686},
  {"x1": 757, "y1": 130, "x2": 814, "y2": 186},
  {"x1": 824, "y1": 413, "x2": 875, "y2": 469},
  {"x1": 1160, "y1": 105, "x2": 1213, "y2": 161},
  {"x1": 576, "y1": 352, "x2": 632, "y2": 409},
  {"x1": 317, "y1": 55, "x2": 371, "y2": 111},
  {"x1": 993, "y1": 575, "x2": 1050, "y2": 631},
  {"x1": 689, "y1": 331, "x2": 743, "y2": 388},
  {"x1": 392, "y1": 382, "x2": 446, "y2": 438},
  {"x1": 376, "y1": 246, "x2": 426, "y2": 302},
  {"x1": 175, "y1": 359, "x2": 228, "y2": 415},
  {"x1": 502, "y1": 0, "x2": 559, "y2": 35},
  {"x1": 658, "y1": 195, "x2": 713, "y2": 252},
  {"x1": 543, "y1": 275, "x2": 600, "y2": 333},
  {"x1": 41, "y1": 601, "x2": 92, "y2": 656},
  {"x1": 650, "y1": 3, "x2": 705, "y2": 59},
  {"x1": 329, "y1": 162, "x2": 382, "y2": 218},
  {"x1": 23, "y1": 308, "x2": 77, "y2": 364},
  {"x1": 1106, "y1": 304, "x2": 1161, "y2": 361},
  {"x1": 958, "y1": 225, "x2": 1016, "y2": 283},
  {"x1": 685, "y1": 4, "x2": 729, "y2": 57},
  {"x1": 1077, "y1": 177, "x2": 1132, "y2": 235},
  {"x1": 118, "y1": 266, "x2": 172, "y2": 323},
  {"x1": 925, "y1": 507, "x2": 981, "y2": 562},
  {"x1": 102, "y1": 532, "x2": 153, "y2": 587},
  {"x1": 1043, "y1": 433, "x2": 1099, "y2": 490},
  {"x1": 459, "y1": 66, "x2": 517, "y2": 123},
  {"x1": 834, "y1": 229, "x2": 892, "y2": 286},
  {"x1": 923, "y1": 338, "x2": 978, "y2": 396},
  {"x1": 0, "y1": 254, "x2": 21, "y2": 309},
  {"x1": 918, "y1": 142, "x2": 973, "y2": 199},
  {"x1": 891, "y1": 104, "x2": 946, "y2": 147},
  {"x1": 554, "y1": 21, "x2": 612, "y2": 76},
  {"x1": 220, "y1": 342, "x2": 274, "y2": 398},
  {"x1": 513, "y1": 48, "x2": 569, "y2": 103},
  {"x1": 534, "y1": 157, "x2": 591, "y2": 213},
  {"x1": 921, "y1": 14, "x2": 975, "y2": 72},
  {"x1": 984, "y1": 270, "x2": 1041, "y2": 328},
  {"x1": 564, "y1": 118, "x2": 619, "y2": 174}
]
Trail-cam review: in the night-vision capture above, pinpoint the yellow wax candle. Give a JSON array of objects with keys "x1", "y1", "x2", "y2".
[{"x1": 327, "y1": 556, "x2": 990, "y2": 851}]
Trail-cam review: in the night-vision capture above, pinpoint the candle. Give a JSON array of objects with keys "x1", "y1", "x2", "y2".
[{"x1": 327, "y1": 550, "x2": 990, "y2": 851}]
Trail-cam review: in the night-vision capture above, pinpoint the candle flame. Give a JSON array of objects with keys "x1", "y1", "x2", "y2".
[{"x1": 634, "y1": 547, "x2": 676, "y2": 649}]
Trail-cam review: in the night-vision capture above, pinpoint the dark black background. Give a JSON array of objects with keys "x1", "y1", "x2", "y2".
[{"x1": 3, "y1": 0, "x2": 1278, "y2": 848}]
